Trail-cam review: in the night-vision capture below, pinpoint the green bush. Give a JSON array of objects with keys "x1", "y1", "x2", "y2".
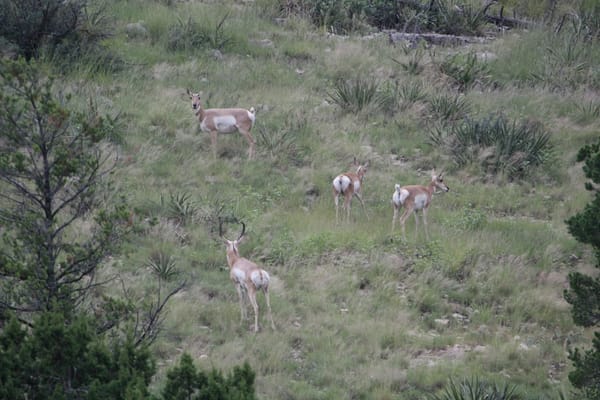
[
  {"x1": 0, "y1": 0, "x2": 114, "y2": 64},
  {"x1": 0, "y1": 312, "x2": 156, "y2": 400},
  {"x1": 162, "y1": 353, "x2": 256, "y2": 400}
]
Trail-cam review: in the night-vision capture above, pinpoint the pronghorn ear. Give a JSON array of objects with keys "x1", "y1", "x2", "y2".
[
  {"x1": 186, "y1": 88, "x2": 191, "y2": 96},
  {"x1": 364, "y1": 160, "x2": 370, "y2": 168},
  {"x1": 352, "y1": 156, "x2": 358, "y2": 166}
]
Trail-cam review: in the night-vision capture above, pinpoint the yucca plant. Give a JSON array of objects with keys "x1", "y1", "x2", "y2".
[
  {"x1": 399, "y1": 81, "x2": 427, "y2": 106},
  {"x1": 392, "y1": 43, "x2": 426, "y2": 76},
  {"x1": 147, "y1": 251, "x2": 179, "y2": 282},
  {"x1": 439, "y1": 52, "x2": 490, "y2": 92},
  {"x1": 166, "y1": 13, "x2": 233, "y2": 52},
  {"x1": 428, "y1": 377, "x2": 519, "y2": 400},
  {"x1": 428, "y1": 93, "x2": 471, "y2": 122},
  {"x1": 327, "y1": 77, "x2": 382, "y2": 114},
  {"x1": 430, "y1": 114, "x2": 553, "y2": 179},
  {"x1": 161, "y1": 191, "x2": 197, "y2": 225},
  {"x1": 575, "y1": 100, "x2": 600, "y2": 125}
]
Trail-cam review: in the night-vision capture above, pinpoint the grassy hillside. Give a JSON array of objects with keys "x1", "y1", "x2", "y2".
[{"x1": 49, "y1": 0, "x2": 599, "y2": 398}]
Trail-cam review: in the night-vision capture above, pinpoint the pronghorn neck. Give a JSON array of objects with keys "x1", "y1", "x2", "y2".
[
  {"x1": 225, "y1": 243, "x2": 241, "y2": 268},
  {"x1": 195, "y1": 106, "x2": 205, "y2": 119},
  {"x1": 426, "y1": 180, "x2": 437, "y2": 195}
]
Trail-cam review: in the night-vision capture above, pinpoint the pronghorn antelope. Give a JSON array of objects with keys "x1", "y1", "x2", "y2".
[
  {"x1": 392, "y1": 170, "x2": 450, "y2": 240},
  {"x1": 220, "y1": 220, "x2": 275, "y2": 332},
  {"x1": 332, "y1": 158, "x2": 370, "y2": 224},
  {"x1": 187, "y1": 89, "x2": 256, "y2": 159}
]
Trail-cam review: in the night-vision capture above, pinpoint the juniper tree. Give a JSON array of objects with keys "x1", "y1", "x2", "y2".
[{"x1": 565, "y1": 136, "x2": 600, "y2": 400}]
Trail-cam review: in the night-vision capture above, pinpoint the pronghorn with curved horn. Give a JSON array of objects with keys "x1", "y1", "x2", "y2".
[
  {"x1": 332, "y1": 157, "x2": 370, "y2": 224},
  {"x1": 392, "y1": 169, "x2": 450, "y2": 240},
  {"x1": 187, "y1": 89, "x2": 256, "y2": 159},
  {"x1": 220, "y1": 220, "x2": 275, "y2": 332}
]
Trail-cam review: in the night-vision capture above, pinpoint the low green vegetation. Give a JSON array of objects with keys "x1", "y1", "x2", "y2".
[{"x1": 1, "y1": 0, "x2": 600, "y2": 399}]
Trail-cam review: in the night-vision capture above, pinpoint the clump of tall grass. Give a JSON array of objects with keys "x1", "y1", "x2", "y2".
[{"x1": 429, "y1": 114, "x2": 553, "y2": 179}]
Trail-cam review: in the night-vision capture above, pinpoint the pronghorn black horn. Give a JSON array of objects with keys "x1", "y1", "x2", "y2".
[{"x1": 238, "y1": 221, "x2": 246, "y2": 241}]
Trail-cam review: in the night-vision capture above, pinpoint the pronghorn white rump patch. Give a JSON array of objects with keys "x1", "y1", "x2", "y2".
[
  {"x1": 333, "y1": 175, "x2": 352, "y2": 193},
  {"x1": 251, "y1": 270, "x2": 270, "y2": 289},
  {"x1": 400, "y1": 188, "x2": 410, "y2": 204},
  {"x1": 392, "y1": 185, "x2": 404, "y2": 207}
]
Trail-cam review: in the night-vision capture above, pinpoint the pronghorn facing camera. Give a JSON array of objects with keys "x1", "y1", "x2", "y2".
[
  {"x1": 392, "y1": 170, "x2": 449, "y2": 240},
  {"x1": 187, "y1": 89, "x2": 256, "y2": 159},
  {"x1": 332, "y1": 158, "x2": 370, "y2": 224},
  {"x1": 220, "y1": 220, "x2": 275, "y2": 332}
]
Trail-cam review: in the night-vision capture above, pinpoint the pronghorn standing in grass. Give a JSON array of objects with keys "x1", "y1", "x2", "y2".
[
  {"x1": 187, "y1": 89, "x2": 256, "y2": 159},
  {"x1": 392, "y1": 170, "x2": 450, "y2": 240},
  {"x1": 332, "y1": 158, "x2": 370, "y2": 224},
  {"x1": 220, "y1": 220, "x2": 275, "y2": 333}
]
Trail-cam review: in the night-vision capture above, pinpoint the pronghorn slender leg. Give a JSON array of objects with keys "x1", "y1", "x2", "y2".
[
  {"x1": 239, "y1": 128, "x2": 255, "y2": 159},
  {"x1": 247, "y1": 288, "x2": 260, "y2": 332},
  {"x1": 263, "y1": 287, "x2": 276, "y2": 330},
  {"x1": 345, "y1": 195, "x2": 352, "y2": 222},
  {"x1": 210, "y1": 130, "x2": 218, "y2": 159},
  {"x1": 399, "y1": 207, "x2": 414, "y2": 240},
  {"x1": 334, "y1": 194, "x2": 340, "y2": 224},
  {"x1": 422, "y1": 208, "x2": 430, "y2": 241},
  {"x1": 354, "y1": 193, "x2": 369, "y2": 220},
  {"x1": 413, "y1": 211, "x2": 420, "y2": 239},
  {"x1": 392, "y1": 206, "x2": 399, "y2": 232},
  {"x1": 235, "y1": 285, "x2": 246, "y2": 322}
]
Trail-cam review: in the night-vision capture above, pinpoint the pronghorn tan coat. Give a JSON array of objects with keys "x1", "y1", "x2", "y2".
[
  {"x1": 392, "y1": 170, "x2": 450, "y2": 240},
  {"x1": 332, "y1": 159, "x2": 369, "y2": 224},
  {"x1": 221, "y1": 223, "x2": 275, "y2": 332},
  {"x1": 187, "y1": 89, "x2": 256, "y2": 159}
]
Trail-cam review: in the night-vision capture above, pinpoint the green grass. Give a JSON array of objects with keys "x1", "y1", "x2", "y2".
[{"x1": 43, "y1": 0, "x2": 600, "y2": 398}]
